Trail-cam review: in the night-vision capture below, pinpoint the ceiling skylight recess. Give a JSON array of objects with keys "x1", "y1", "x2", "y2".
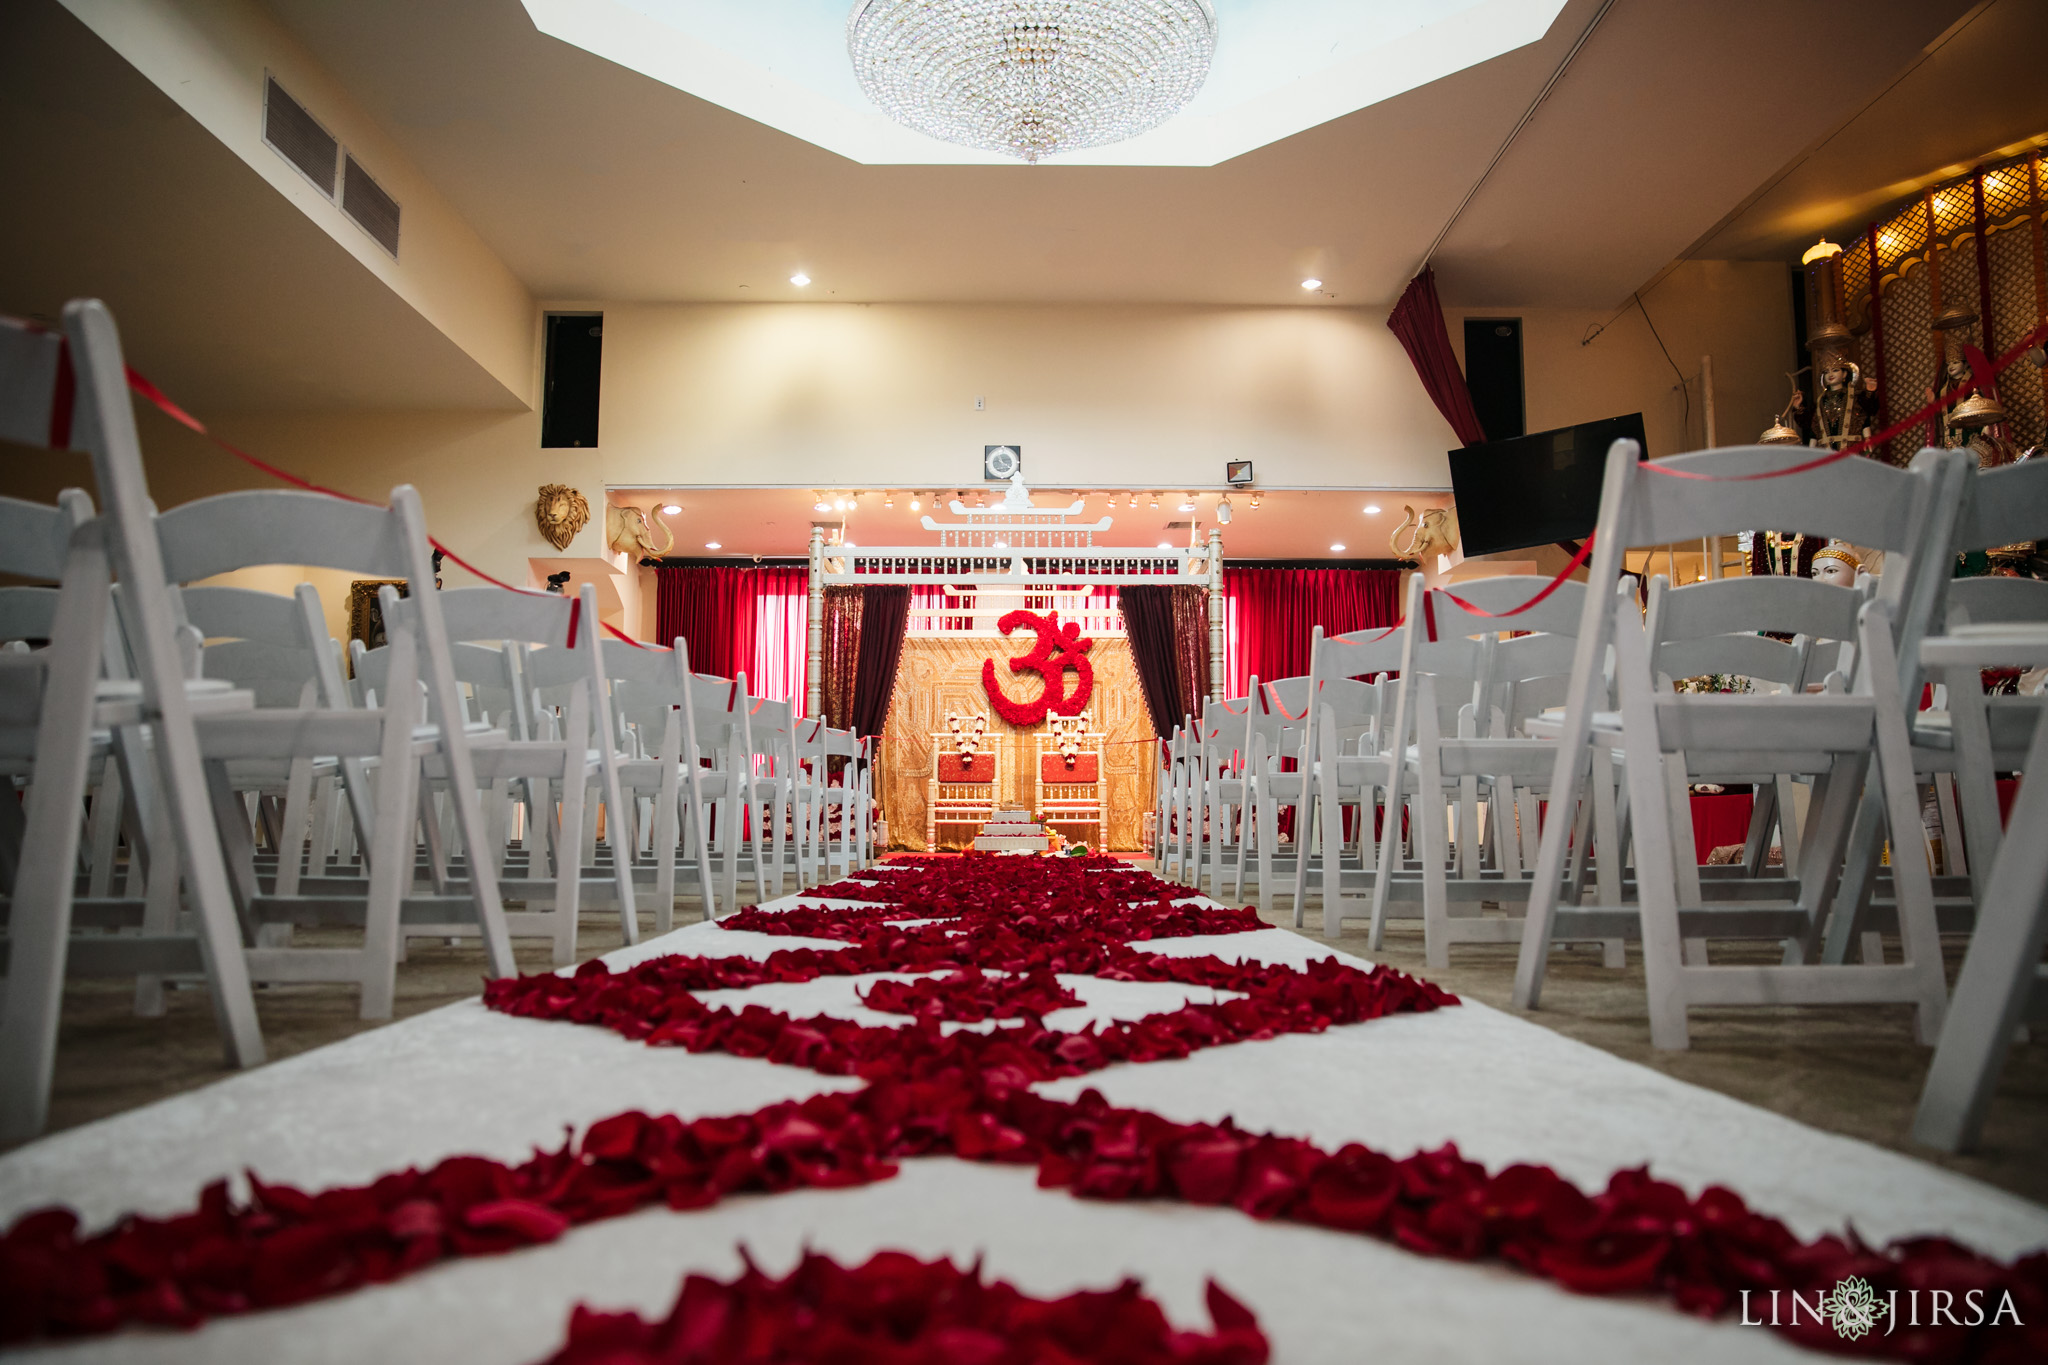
[{"x1": 518, "y1": 0, "x2": 1568, "y2": 166}]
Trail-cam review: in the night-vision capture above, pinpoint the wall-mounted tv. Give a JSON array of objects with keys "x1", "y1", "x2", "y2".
[{"x1": 1447, "y1": 413, "x2": 1647, "y2": 557}]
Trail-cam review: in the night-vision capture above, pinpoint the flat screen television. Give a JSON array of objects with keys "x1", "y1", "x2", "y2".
[{"x1": 1447, "y1": 412, "x2": 1647, "y2": 557}]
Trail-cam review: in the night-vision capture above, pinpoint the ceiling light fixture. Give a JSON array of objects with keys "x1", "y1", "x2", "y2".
[
  {"x1": 884, "y1": 492, "x2": 895, "y2": 507},
  {"x1": 705, "y1": 541, "x2": 722, "y2": 550},
  {"x1": 660, "y1": 503, "x2": 681, "y2": 515},
  {"x1": 1330, "y1": 543, "x2": 1346, "y2": 553},
  {"x1": 1362, "y1": 504, "x2": 1381, "y2": 515},
  {"x1": 833, "y1": 497, "x2": 847, "y2": 511},
  {"x1": 1127, "y1": 493, "x2": 1138, "y2": 508},
  {"x1": 1157, "y1": 541, "x2": 1173, "y2": 550},
  {"x1": 846, "y1": 493, "x2": 859, "y2": 509},
  {"x1": 1249, "y1": 494, "x2": 1261, "y2": 509},
  {"x1": 813, "y1": 494, "x2": 832, "y2": 512},
  {"x1": 1177, "y1": 494, "x2": 1196, "y2": 512},
  {"x1": 1148, "y1": 494, "x2": 1160, "y2": 509},
  {"x1": 909, "y1": 494, "x2": 923, "y2": 511},
  {"x1": 1301, "y1": 278, "x2": 1321, "y2": 290},
  {"x1": 790, "y1": 272, "x2": 812, "y2": 286},
  {"x1": 847, "y1": 0, "x2": 1218, "y2": 164}
]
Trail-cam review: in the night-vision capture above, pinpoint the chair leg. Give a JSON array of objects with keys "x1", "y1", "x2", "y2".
[{"x1": 1912, "y1": 711, "x2": 2048, "y2": 1151}]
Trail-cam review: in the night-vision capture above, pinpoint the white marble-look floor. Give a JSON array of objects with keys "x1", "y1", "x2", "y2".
[{"x1": 3, "y1": 890, "x2": 2042, "y2": 1363}]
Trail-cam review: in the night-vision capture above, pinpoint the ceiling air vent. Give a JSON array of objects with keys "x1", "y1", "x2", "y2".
[
  {"x1": 342, "y1": 153, "x2": 401, "y2": 258},
  {"x1": 262, "y1": 76, "x2": 337, "y2": 197}
]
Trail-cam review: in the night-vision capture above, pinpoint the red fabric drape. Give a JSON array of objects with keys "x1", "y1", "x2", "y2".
[
  {"x1": 1223, "y1": 568, "x2": 1400, "y2": 696},
  {"x1": 653, "y1": 565, "x2": 808, "y2": 702},
  {"x1": 1387, "y1": 267, "x2": 1488, "y2": 447}
]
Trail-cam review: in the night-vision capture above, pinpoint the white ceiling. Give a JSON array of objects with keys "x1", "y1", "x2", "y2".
[
  {"x1": 608, "y1": 485, "x2": 1440, "y2": 561},
  {"x1": 1688, "y1": 0, "x2": 2048, "y2": 262},
  {"x1": 262, "y1": 0, "x2": 1975, "y2": 309},
  {"x1": 520, "y1": 0, "x2": 1569, "y2": 165}
]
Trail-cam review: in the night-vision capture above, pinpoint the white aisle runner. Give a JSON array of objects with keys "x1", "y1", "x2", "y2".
[{"x1": 2, "y1": 893, "x2": 2043, "y2": 1363}]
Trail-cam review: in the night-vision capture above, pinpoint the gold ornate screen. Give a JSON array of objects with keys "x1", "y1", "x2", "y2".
[{"x1": 877, "y1": 636, "x2": 1156, "y2": 851}]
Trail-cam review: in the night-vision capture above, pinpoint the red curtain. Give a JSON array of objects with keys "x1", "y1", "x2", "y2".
[
  {"x1": 653, "y1": 565, "x2": 808, "y2": 702},
  {"x1": 1387, "y1": 266, "x2": 1488, "y2": 447},
  {"x1": 1223, "y1": 568, "x2": 1400, "y2": 695}
]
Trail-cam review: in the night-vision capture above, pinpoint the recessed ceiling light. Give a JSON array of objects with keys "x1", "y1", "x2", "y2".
[
  {"x1": 705, "y1": 541, "x2": 721, "y2": 549},
  {"x1": 790, "y1": 272, "x2": 811, "y2": 286},
  {"x1": 660, "y1": 503, "x2": 681, "y2": 515},
  {"x1": 1362, "y1": 504, "x2": 1381, "y2": 515},
  {"x1": 1301, "y1": 278, "x2": 1322, "y2": 290},
  {"x1": 1330, "y1": 543, "x2": 1346, "y2": 552}
]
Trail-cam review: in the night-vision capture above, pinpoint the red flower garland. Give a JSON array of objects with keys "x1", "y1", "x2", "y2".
[
  {"x1": 5, "y1": 858, "x2": 2045, "y2": 1362},
  {"x1": 982, "y1": 609, "x2": 1094, "y2": 727},
  {"x1": 539, "y1": 1249, "x2": 1269, "y2": 1365}
]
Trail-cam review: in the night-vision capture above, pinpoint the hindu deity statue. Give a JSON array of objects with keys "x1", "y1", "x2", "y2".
[
  {"x1": 1810, "y1": 354, "x2": 1870, "y2": 451},
  {"x1": 1808, "y1": 541, "x2": 1860, "y2": 586}
]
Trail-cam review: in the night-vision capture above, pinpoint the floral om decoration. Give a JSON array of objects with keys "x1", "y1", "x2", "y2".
[{"x1": 981, "y1": 609, "x2": 1094, "y2": 727}]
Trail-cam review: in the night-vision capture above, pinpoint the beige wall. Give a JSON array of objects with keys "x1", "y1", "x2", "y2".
[
  {"x1": 1449, "y1": 260, "x2": 1795, "y2": 462},
  {"x1": 59, "y1": 0, "x2": 537, "y2": 406},
  {"x1": 2, "y1": 265, "x2": 1791, "y2": 639},
  {"x1": 596, "y1": 301, "x2": 1464, "y2": 493}
]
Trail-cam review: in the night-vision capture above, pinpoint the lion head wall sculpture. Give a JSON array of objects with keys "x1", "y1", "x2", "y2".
[{"x1": 535, "y1": 484, "x2": 591, "y2": 551}]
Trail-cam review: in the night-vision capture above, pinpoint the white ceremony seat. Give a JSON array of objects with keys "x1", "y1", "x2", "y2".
[
  {"x1": 1911, "y1": 621, "x2": 2048, "y2": 1152},
  {"x1": 151, "y1": 491, "x2": 523, "y2": 1017},
  {"x1": 1512, "y1": 440, "x2": 1973, "y2": 1050},
  {"x1": 444, "y1": 585, "x2": 640, "y2": 962},
  {"x1": 0, "y1": 301, "x2": 265, "y2": 1142},
  {"x1": 606, "y1": 636, "x2": 721, "y2": 927},
  {"x1": 1371, "y1": 576, "x2": 1610, "y2": 970},
  {"x1": 1303, "y1": 624, "x2": 1403, "y2": 938},
  {"x1": 1234, "y1": 681, "x2": 1309, "y2": 913},
  {"x1": 815, "y1": 726, "x2": 872, "y2": 879},
  {"x1": 1191, "y1": 692, "x2": 1255, "y2": 894}
]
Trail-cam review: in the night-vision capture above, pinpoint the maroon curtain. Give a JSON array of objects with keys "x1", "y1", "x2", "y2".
[
  {"x1": 655, "y1": 565, "x2": 757, "y2": 680},
  {"x1": 821, "y1": 587, "x2": 863, "y2": 730},
  {"x1": 850, "y1": 586, "x2": 909, "y2": 740},
  {"x1": 1387, "y1": 267, "x2": 1488, "y2": 447},
  {"x1": 1224, "y1": 568, "x2": 1400, "y2": 695},
  {"x1": 1117, "y1": 585, "x2": 1184, "y2": 737}
]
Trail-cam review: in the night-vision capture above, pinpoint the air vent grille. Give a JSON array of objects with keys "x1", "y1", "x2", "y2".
[
  {"x1": 262, "y1": 77, "x2": 337, "y2": 197},
  {"x1": 342, "y1": 154, "x2": 401, "y2": 258}
]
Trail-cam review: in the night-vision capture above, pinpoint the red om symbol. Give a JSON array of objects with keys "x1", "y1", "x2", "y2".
[{"x1": 981, "y1": 609, "x2": 1094, "y2": 727}]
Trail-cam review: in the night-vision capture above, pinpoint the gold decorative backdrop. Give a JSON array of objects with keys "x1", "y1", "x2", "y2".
[{"x1": 879, "y1": 637, "x2": 1155, "y2": 851}]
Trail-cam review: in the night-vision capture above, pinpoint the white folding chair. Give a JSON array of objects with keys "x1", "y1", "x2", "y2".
[
  {"x1": 0, "y1": 301, "x2": 265, "y2": 1141},
  {"x1": 444, "y1": 585, "x2": 639, "y2": 962},
  {"x1": 1513, "y1": 440, "x2": 1972, "y2": 1049},
  {"x1": 606, "y1": 636, "x2": 720, "y2": 929},
  {"x1": 1303, "y1": 624, "x2": 1403, "y2": 939}
]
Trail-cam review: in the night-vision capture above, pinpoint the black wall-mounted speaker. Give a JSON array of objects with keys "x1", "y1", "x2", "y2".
[
  {"x1": 1463, "y1": 317, "x2": 1525, "y2": 443},
  {"x1": 542, "y1": 313, "x2": 603, "y2": 449}
]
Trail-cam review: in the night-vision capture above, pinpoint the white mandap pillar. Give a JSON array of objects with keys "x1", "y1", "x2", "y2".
[
  {"x1": 1207, "y1": 527, "x2": 1225, "y2": 700},
  {"x1": 806, "y1": 524, "x2": 825, "y2": 717}
]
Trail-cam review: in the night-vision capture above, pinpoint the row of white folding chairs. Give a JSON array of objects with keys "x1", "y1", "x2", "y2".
[{"x1": 0, "y1": 300, "x2": 549, "y2": 1140}]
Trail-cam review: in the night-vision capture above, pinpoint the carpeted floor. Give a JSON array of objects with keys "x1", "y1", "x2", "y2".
[{"x1": 15, "y1": 879, "x2": 2046, "y2": 1213}]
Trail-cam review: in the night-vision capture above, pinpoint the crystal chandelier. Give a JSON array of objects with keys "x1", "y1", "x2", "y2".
[{"x1": 847, "y1": 0, "x2": 1218, "y2": 164}]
